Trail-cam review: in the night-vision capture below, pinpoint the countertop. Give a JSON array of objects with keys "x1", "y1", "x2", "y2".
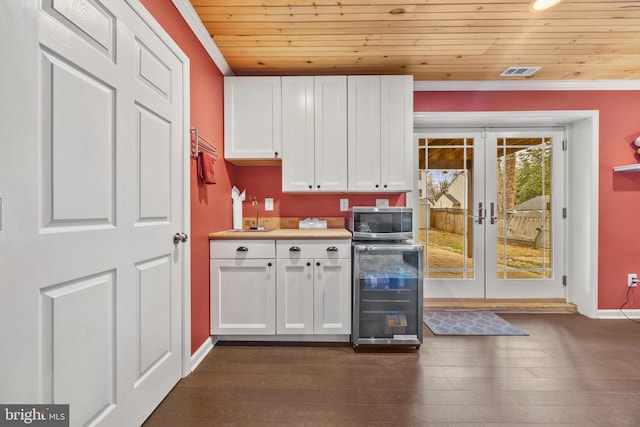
[{"x1": 209, "y1": 228, "x2": 352, "y2": 240}]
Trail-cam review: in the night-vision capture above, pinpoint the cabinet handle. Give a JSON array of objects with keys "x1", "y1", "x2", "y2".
[
  {"x1": 326, "y1": 246, "x2": 339, "y2": 252},
  {"x1": 236, "y1": 246, "x2": 248, "y2": 252},
  {"x1": 289, "y1": 246, "x2": 301, "y2": 252}
]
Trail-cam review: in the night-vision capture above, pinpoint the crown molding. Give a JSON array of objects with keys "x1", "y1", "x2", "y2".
[
  {"x1": 414, "y1": 80, "x2": 640, "y2": 91},
  {"x1": 171, "y1": 0, "x2": 233, "y2": 76}
]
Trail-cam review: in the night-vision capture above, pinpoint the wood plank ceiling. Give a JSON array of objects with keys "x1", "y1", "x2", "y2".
[{"x1": 190, "y1": 0, "x2": 640, "y2": 81}]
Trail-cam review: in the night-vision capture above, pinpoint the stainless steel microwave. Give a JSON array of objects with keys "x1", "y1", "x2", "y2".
[{"x1": 349, "y1": 207, "x2": 413, "y2": 241}]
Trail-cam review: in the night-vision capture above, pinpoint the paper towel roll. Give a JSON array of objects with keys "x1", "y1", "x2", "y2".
[{"x1": 233, "y1": 201, "x2": 243, "y2": 230}]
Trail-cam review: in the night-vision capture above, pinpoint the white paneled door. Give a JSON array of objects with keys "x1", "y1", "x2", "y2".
[{"x1": 0, "y1": 1, "x2": 188, "y2": 426}]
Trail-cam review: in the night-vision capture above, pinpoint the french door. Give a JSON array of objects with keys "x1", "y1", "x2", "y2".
[{"x1": 418, "y1": 129, "x2": 566, "y2": 299}]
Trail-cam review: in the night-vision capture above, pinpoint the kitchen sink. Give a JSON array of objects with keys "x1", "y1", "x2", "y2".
[{"x1": 232, "y1": 229, "x2": 273, "y2": 232}]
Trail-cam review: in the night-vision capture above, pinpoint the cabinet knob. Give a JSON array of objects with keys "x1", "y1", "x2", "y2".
[
  {"x1": 383, "y1": 184, "x2": 388, "y2": 188},
  {"x1": 317, "y1": 185, "x2": 320, "y2": 189},
  {"x1": 326, "y1": 246, "x2": 339, "y2": 252},
  {"x1": 306, "y1": 262, "x2": 311, "y2": 267},
  {"x1": 375, "y1": 184, "x2": 379, "y2": 188},
  {"x1": 289, "y1": 246, "x2": 301, "y2": 252},
  {"x1": 274, "y1": 152, "x2": 279, "y2": 158},
  {"x1": 236, "y1": 246, "x2": 248, "y2": 252},
  {"x1": 308, "y1": 185, "x2": 312, "y2": 189},
  {"x1": 268, "y1": 262, "x2": 272, "y2": 267},
  {"x1": 316, "y1": 262, "x2": 320, "y2": 267}
]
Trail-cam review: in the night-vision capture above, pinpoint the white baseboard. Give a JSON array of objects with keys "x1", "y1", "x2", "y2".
[
  {"x1": 597, "y1": 309, "x2": 640, "y2": 319},
  {"x1": 190, "y1": 336, "x2": 214, "y2": 372}
]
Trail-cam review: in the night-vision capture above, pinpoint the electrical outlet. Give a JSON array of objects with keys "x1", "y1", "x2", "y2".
[
  {"x1": 628, "y1": 273, "x2": 637, "y2": 287},
  {"x1": 340, "y1": 199, "x2": 349, "y2": 211},
  {"x1": 264, "y1": 198, "x2": 274, "y2": 211}
]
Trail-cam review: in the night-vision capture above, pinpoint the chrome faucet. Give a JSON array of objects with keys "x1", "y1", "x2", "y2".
[{"x1": 250, "y1": 197, "x2": 260, "y2": 229}]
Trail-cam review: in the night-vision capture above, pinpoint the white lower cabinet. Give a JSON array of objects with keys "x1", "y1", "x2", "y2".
[
  {"x1": 210, "y1": 240, "x2": 276, "y2": 335},
  {"x1": 276, "y1": 240, "x2": 351, "y2": 335},
  {"x1": 211, "y1": 239, "x2": 351, "y2": 339}
]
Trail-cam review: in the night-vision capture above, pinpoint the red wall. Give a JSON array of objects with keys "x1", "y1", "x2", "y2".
[
  {"x1": 233, "y1": 166, "x2": 405, "y2": 226},
  {"x1": 415, "y1": 91, "x2": 640, "y2": 310},
  {"x1": 141, "y1": 0, "x2": 234, "y2": 353}
]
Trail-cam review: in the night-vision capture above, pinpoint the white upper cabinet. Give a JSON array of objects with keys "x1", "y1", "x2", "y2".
[
  {"x1": 347, "y1": 76, "x2": 381, "y2": 191},
  {"x1": 282, "y1": 76, "x2": 347, "y2": 192},
  {"x1": 224, "y1": 76, "x2": 282, "y2": 164},
  {"x1": 348, "y1": 75, "x2": 413, "y2": 192},
  {"x1": 381, "y1": 75, "x2": 414, "y2": 191}
]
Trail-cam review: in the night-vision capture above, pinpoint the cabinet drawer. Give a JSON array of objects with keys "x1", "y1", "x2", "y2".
[
  {"x1": 210, "y1": 240, "x2": 276, "y2": 259},
  {"x1": 276, "y1": 240, "x2": 351, "y2": 259}
]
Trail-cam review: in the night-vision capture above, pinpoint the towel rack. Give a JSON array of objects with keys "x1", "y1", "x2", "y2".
[{"x1": 190, "y1": 127, "x2": 217, "y2": 159}]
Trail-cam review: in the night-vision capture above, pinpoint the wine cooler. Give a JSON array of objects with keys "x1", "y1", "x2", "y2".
[{"x1": 352, "y1": 242, "x2": 423, "y2": 348}]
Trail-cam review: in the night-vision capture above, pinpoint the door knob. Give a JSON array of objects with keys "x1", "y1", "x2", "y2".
[{"x1": 173, "y1": 232, "x2": 188, "y2": 244}]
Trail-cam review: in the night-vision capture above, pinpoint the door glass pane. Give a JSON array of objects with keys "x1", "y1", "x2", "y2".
[
  {"x1": 495, "y1": 137, "x2": 552, "y2": 279},
  {"x1": 420, "y1": 138, "x2": 474, "y2": 278}
]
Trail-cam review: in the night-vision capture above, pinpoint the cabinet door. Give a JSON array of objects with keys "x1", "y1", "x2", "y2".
[
  {"x1": 380, "y1": 75, "x2": 413, "y2": 191},
  {"x1": 276, "y1": 258, "x2": 314, "y2": 334},
  {"x1": 210, "y1": 258, "x2": 276, "y2": 335},
  {"x1": 347, "y1": 76, "x2": 381, "y2": 191},
  {"x1": 282, "y1": 76, "x2": 315, "y2": 191},
  {"x1": 314, "y1": 258, "x2": 352, "y2": 334},
  {"x1": 314, "y1": 76, "x2": 347, "y2": 191},
  {"x1": 224, "y1": 76, "x2": 282, "y2": 162}
]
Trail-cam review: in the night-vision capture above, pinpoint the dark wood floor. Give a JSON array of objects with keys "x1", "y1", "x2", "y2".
[{"x1": 144, "y1": 314, "x2": 640, "y2": 426}]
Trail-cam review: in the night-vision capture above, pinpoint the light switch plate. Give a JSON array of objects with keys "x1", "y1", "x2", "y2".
[
  {"x1": 265, "y1": 198, "x2": 274, "y2": 211},
  {"x1": 376, "y1": 199, "x2": 389, "y2": 208},
  {"x1": 340, "y1": 198, "x2": 349, "y2": 211}
]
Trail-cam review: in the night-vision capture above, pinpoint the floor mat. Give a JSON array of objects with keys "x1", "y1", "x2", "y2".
[{"x1": 423, "y1": 310, "x2": 528, "y2": 336}]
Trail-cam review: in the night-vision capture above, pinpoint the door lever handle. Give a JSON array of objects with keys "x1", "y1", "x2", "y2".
[
  {"x1": 490, "y1": 202, "x2": 497, "y2": 225},
  {"x1": 476, "y1": 202, "x2": 485, "y2": 225}
]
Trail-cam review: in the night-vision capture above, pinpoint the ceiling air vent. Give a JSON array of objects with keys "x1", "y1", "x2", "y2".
[{"x1": 500, "y1": 66, "x2": 541, "y2": 77}]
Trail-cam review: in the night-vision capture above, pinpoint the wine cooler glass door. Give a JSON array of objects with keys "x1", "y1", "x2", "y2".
[{"x1": 352, "y1": 243, "x2": 423, "y2": 346}]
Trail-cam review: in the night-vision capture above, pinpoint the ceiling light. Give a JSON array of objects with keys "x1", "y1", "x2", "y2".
[{"x1": 531, "y1": 0, "x2": 561, "y2": 11}]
